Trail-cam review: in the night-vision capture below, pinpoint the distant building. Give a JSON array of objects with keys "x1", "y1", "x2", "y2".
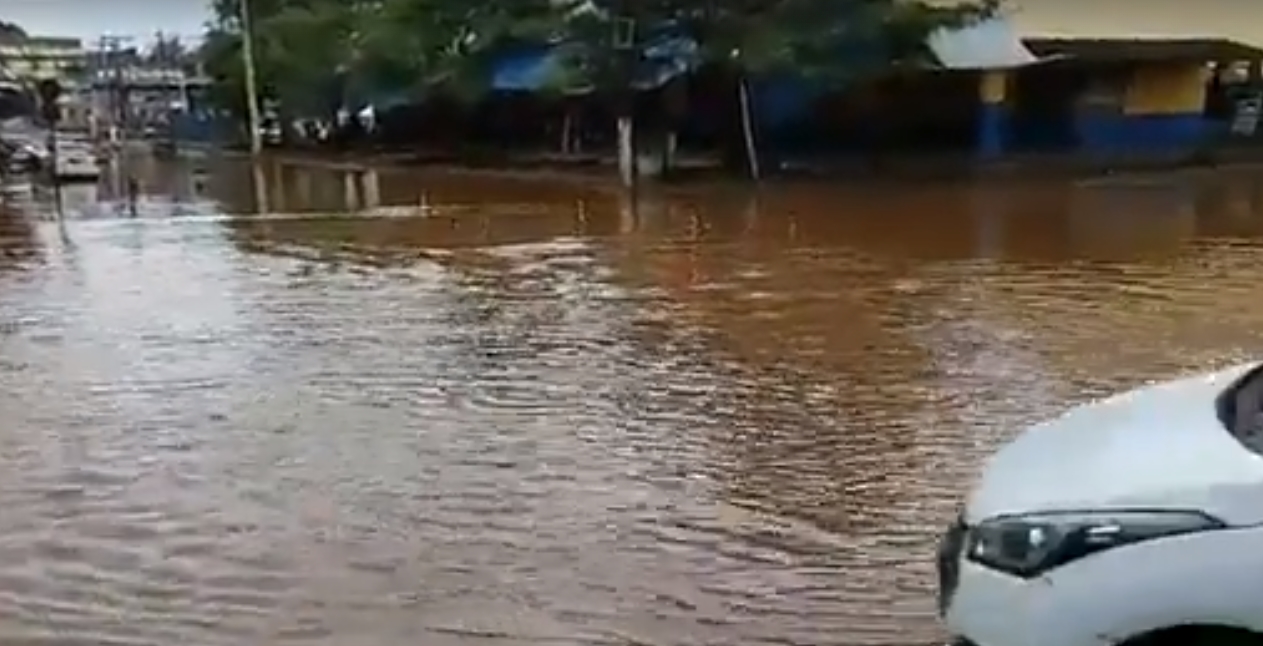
[
  {"x1": 919, "y1": 0, "x2": 1263, "y2": 161},
  {"x1": 81, "y1": 43, "x2": 211, "y2": 138},
  {"x1": 0, "y1": 33, "x2": 88, "y2": 125},
  {"x1": 0, "y1": 35, "x2": 88, "y2": 87}
]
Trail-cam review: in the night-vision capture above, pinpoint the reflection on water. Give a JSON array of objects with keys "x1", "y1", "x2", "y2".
[
  {"x1": 0, "y1": 204, "x2": 38, "y2": 274},
  {"x1": 3, "y1": 157, "x2": 1263, "y2": 644}
]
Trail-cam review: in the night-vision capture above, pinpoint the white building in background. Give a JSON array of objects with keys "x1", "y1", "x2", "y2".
[{"x1": 0, "y1": 34, "x2": 87, "y2": 86}]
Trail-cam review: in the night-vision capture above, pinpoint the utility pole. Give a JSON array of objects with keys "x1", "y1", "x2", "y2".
[
  {"x1": 95, "y1": 34, "x2": 132, "y2": 149},
  {"x1": 153, "y1": 30, "x2": 183, "y2": 153},
  {"x1": 239, "y1": 0, "x2": 263, "y2": 155}
]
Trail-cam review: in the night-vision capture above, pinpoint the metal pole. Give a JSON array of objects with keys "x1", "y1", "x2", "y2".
[
  {"x1": 113, "y1": 38, "x2": 124, "y2": 145},
  {"x1": 47, "y1": 124, "x2": 61, "y2": 217},
  {"x1": 98, "y1": 34, "x2": 132, "y2": 149},
  {"x1": 239, "y1": 0, "x2": 263, "y2": 155}
]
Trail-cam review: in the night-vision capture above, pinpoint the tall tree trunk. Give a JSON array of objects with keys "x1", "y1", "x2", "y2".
[{"x1": 561, "y1": 108, "x2": 573, "y2": 154}]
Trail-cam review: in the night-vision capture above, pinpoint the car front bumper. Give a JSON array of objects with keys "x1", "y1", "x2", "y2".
[{"x1": 936, "y1": 520, "x2": 1108, "y2": 646}]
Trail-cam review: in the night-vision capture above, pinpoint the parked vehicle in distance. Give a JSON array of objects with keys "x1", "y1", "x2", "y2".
[
  {"x1": 939, "y1": 362, "x2": 1263, "y2": 646},
  {"x1": 51, "y1": 140, "x2": 100, "y2": 181}
]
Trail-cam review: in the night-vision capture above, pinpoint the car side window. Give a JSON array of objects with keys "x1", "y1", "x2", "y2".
[{"x1": 1233, "y1": 370, "x2": 1263, "y2": 450}]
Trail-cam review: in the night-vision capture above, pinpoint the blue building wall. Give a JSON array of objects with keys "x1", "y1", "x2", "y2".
[
  {"x1": 751, "y1": 76, "x2": 819, "y2": 132},
  {"x1": 989, "y1": 61, "x2": 1213, "y2": 158},
  {"x1": 1075, "y1": 62, "x2": 1211, "y2": 155},
  {"x1": 976, "y1": 71, "x2": 1009, "y2": 158},
  {"x1": 1073, "y1": 111, "x2": 1209, "y2": 154},
  {"x1": 171, "y1": 112, "x2": 230, "y2": 144}
]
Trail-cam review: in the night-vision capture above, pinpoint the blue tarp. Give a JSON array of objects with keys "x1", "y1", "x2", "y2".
[
  {"x1": 488, "y1": 41, "x2": 821, "y2": 130},
  {"x1": 487, "y1": 30, "x2": 904, "y2": 129},
  {"x1": 171, "y1": 112, "x2": 229, "y2": 143},
  {"x1": 489, "y1": 35, "x2": 700, "y2": 93},
  {"x1": 751, "y1": 76, "x2": 819, "y2": 130},
  {"x1": 490, "y1": 46, "x2": 560, "y2": 91}
]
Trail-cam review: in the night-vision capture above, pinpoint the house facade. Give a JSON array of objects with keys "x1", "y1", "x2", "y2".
[
  {"x1": 721, "y1": 0, "x2": 1263, "y2": 165},
  {"x1": 944, "y1": 0, "x2": 1263, "y2": 161}
]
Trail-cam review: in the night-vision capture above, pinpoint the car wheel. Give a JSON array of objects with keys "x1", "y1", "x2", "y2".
[{"x1": 1122, "y1": 626, "x2": 1263, "y2": 646}]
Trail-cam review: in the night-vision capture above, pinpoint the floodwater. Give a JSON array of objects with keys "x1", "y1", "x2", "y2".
[{"x1": 3, "y1": 153, "x2": 1263, "y2": 645}]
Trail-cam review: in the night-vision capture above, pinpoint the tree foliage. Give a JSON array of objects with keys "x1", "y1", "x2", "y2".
[
  {"x1": 199, "y1": 0, "x2": 998, "y2": 116},
  {"x1": 0, "y1": 21, "x2": 26, "y2": 43},
  {"x1": 147, "y1": 34, "x2": 190, "y2": 65}
]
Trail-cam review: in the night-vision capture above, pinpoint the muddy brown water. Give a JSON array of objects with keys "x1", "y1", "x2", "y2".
[{"x1": 2, "y1": 156, "x2": 1263, "y2": 645}]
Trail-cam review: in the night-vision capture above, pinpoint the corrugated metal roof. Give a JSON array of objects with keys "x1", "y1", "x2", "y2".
[
  {"x1": 927, "y1": 17, "x2": 1047, "y2": 69},
  {"x1": 1024, "y1": 38, "x2": 1263, "y2": 62}
]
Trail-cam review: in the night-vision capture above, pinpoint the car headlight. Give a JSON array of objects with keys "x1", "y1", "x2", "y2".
[{"x1": 966, "y1": 510, "x2": 1225, "y2": 578}]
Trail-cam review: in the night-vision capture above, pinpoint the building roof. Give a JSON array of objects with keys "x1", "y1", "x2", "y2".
[
  {"x1": 1023, "y1": 37, "x2": 1263, "y2": 62},
  {"x1": 928, "y1": 17, "x2": 1050, "y2": 70},
  {"x1": 25, "y1": 36, "x2": 81, "y2": 49}
]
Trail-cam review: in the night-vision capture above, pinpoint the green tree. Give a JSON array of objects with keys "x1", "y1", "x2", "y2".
[
  {"x1": 350, "y1": 0, "x2": 564, "y2": 101},
  {"x1": 199, "y1": 0, "x2": 996, "y2": 176},
  {"x1": 0, "y1": 21, "x2": 26, "y2": 43},
  {"x1": 547, "y1": 0, "x2": 997, "y2": 87},
  {"x1": 549, "y1": 0, "x2": 998, "y2": 179},
  {"x1": 200, "y1": 0, "x2": 565, "y2": 116},
  {"x1": 202, "y1": 0, "x2": 995, "y2": 110},
  {"x1": 201, "y1": 0, "x2": 360, "y2": 116}
]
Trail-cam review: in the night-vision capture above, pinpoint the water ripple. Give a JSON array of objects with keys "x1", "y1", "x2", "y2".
[{"x1": 1, "y1": 182, "x2": 1262, "y2": 645}]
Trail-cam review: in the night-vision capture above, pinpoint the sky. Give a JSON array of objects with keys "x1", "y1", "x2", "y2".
[{"x1": 0, "y1": 0, "x2": 210, "y2": 42}]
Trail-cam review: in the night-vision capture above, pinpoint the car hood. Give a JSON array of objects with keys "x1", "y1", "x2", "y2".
[{"x1": 965, "y1": 363, "x2": 1263, "y2": 527}]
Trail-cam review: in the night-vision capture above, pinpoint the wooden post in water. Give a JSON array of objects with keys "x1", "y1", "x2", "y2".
[
  {"x1": 560, "y1": 109, "x2": 574, "y2": 155},
  {"x1": 737, "y1": 76, "x2": 761, "y2": 181},
  {"x1": 126, "y1": 175, "x2": 139, "y2": 217},
  {"x1": 343, "y1": 170, "x2": 359, "y2": 211},
  {"x1": 360, "y1": 169, "x2": 380, "y2": 209},
  {"x1": 616, "y1": 116, "x2": 636, "y2": 188},
  {"x1": 618, "y1": 190, "x2": 636, "y2": 234},
  {"x1": 294, "y1": 168, "x2": 312, "y2": 207},
  {"x1": 252, "y1": 161, "x2": 269, "y2": 214},
  {"x1": 48, "y1": 130, "x2": 62, "y2": 217}
]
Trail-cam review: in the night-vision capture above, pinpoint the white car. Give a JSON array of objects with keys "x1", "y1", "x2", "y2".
[
  {"x1": 52, "y1": 143, "x2": 100, "y2": 181},
  {"x1": 940, "y1": 362, "x2": 1263, "y2": 646}
]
